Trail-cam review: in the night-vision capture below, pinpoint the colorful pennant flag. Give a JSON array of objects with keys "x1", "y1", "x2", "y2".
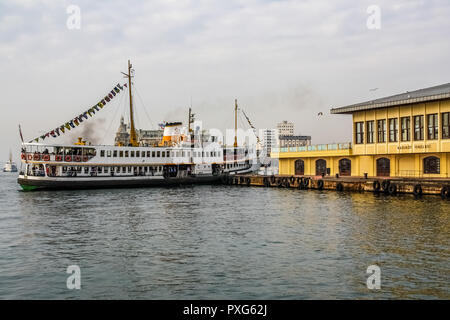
[{"x1": 31, "y1": 82, "x2": 127, "y2": 142}]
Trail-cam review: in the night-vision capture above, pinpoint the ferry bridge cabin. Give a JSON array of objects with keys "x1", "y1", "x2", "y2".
[{"x1": 272, "y1": 83, "x2": 450, "y2": 178}]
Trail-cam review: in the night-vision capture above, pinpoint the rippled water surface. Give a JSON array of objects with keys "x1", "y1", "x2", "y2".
[{"x1": 0, "y1": 172, "x2": 449, "y2": 299}]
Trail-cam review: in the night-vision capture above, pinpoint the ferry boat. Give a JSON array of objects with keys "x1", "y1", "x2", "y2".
[
  {"x1": 17, "y1": 61, "x2": 260, "y2": 190},
  {"x1": 3, "y1": 150, "x2": 18, "y2": 172}
]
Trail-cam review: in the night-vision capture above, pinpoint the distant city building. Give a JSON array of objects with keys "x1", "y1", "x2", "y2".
[
  {"x1": 114, "y1": 116, "x2": 130, "y2": 146},
  {"x1": 275, "y1": 120, "x2": 311, "y2": 149},
  {"x1": 277, "y1": 120, "x2": 294, "y2": 136},
  {"x1": 262, "y1": 129, "x2": 278, "y2": 157},
  {"x1": 115, "y1": 116, "x2": 163, "y2": 146},
  {"x1": 278, "y1": 135, "x2": 311, "y2": 148}
]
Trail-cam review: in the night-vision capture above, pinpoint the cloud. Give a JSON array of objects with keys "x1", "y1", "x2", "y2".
[{"x1": 1, "y1": 0, "x2": 450, "y2": 162}]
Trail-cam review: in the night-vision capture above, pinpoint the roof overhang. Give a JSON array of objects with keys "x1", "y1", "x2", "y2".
[{"x1": 330, "y1": 83, "x2": 450, "y2": 114}]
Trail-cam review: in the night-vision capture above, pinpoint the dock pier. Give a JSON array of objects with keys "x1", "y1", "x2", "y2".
[{"x1": 225, "y1": 175, "x2": 450, "y2": 198}]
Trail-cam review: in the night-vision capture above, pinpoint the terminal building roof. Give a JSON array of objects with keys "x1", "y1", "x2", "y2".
[{"x1": 331, "y1": 82, "x2": 450, "y2": 114}]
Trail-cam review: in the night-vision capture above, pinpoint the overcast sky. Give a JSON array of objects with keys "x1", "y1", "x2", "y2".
[{"x1": 1, "y1": 0, "x2": 450, "y2": 162}]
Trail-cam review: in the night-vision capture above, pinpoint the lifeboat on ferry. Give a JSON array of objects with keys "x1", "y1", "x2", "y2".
[
  {"x1": 42, "y1": 154, "x2": 50, "y2": 161},
  {"x1": 33, "y1": 153, "x2": 40, "y2": 161},
  {"x1": 74, "y1": 155, "x2": 82, "y2": 162},
  {"x1": 83, "y1": 156, "x2": 89, "y2": 162},
  {"x1": 65, "y1": 155, "x2": 72, "y2": 162}
]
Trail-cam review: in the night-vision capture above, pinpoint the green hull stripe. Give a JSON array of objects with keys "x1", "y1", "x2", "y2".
[{"x1": 20, "y1": 185, "x2": 38, "y2": 191}]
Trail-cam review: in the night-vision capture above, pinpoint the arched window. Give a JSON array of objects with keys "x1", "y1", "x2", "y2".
[
  {"x1": 339, "y1": 158, "x2": 351, "y2": 176},
  {"x1": 295, "y1": 159, "x2": 304, "y2": 175},
  {"x1": 315, "y1": 159, "x2": 327, "y2": 176},
  {"x1": 423, "y1": 156, "x2": 440, "y2": 174},
  {"x1": 376, "y1": 158, "x2": 390, "y2": 177}
]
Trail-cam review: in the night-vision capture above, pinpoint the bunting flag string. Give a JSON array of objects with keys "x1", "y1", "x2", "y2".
[{"x1": 29, "y1": 83, "x2": 126, "y2": 143}]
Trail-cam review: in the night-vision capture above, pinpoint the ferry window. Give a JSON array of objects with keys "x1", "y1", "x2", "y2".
[
  {"x1": 128, "y1": 167, "x2": 132, "y2": 173},
  {"x1": 147, "y1": 151, "x2": 151, "y2": 157},
  {"x1": 107, "y1": 150, "x2": 112, "y2": 157},
  {"x1": 377, "y1": 119, "x2": 386, "y2": 143},
  {"x1": 414, "y1": 115, "x2": 424, "y2": 141},
  {"x1": 63, "y1": 166, "x2": 67, "y2": 173},
  {"x1": 125, "y1": 151, "x2": 129, "y2": 157},
  {"x1": 130, "y1": 151, "x2": 135, "y2": 157},
  {"x1": 162, "y1": 151, "x2": 165, "y2": 157},
  {"x1": 116, "y1": 167, "x2": 120, "y2": 173},
  {"x1": 113, "y1": 150, "x2": 117, "y2": 157},
  {"x1": 177, "y1": 151, "x2": 181, "y2": 157},
  {"x1": 100, "y1": 150, "x2": 105, "y2": 157},
  {"x1": 84, "y1": 167, "x2": 88, "y2": 174},
  {"x1": 355, "y1": 122, "x2": 364, "y2": 144},
  {"x1": 366, "y1": 121, "x2": 374, "y2": 143},
  {"x1": 182, "y1": 151, "x2": 185, "y2": 157},
  {"x1": 157, "y1": 151, "x2": 160, "y2": 157},
  {"x1": 152, "y1": 151, "x2": 156, "y2": 157},
  {"x1": 98, "y1": 167, "x2": 103, "y2": 173},
  {"x1": 401, "y1": 117, "x2": 410, "y2": 141},
  {"x1": 119, "y1": 151, "x2": 124, "y2": 157},
  {"x1": 443, "y1": 113, "x2": 450, "y2": 139},
  {"x1": 389, "y1": 118, "x2": 398, "y2": 142},
  {"x1": 104, "y1": 167, "x2": 109, "y2": 173},
  {"x1": 424, "y1": 156, "x2": 440, "y2": 174},
  {"x1": 427, "y1": 114, "x2": 438, "y2": 140},
  {"x1": 122, "y1": 167, "x2": 126, "y2": 173},
  {"x1": 136, "y1": 151, "x2": 140, "y2": 157}
]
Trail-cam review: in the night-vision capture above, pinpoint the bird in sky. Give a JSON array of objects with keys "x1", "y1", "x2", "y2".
[
  {"x1": 317, "y1": 112, "x2": 324, "y2": 116},
  {"x1": 369, "y1": 88, "x2": 379, "y2": 91}
]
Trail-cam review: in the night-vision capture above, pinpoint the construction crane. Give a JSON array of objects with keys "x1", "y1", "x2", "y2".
[{"x1": 240, "y1": 108, "x2": 261, "y2": 146}]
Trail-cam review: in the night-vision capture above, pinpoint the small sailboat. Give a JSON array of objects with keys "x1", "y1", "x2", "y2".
[{"x1": 3, "y1": 150, "x2": 18, "y2": 172}]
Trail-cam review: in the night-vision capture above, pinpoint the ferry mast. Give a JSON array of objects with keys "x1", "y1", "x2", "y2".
[
  {"x1": 122, "y1": 60, "x2": 138, "y2": 147},
  {"x1": 234, "y1": 99, "x2": 238, "y2": 148}
]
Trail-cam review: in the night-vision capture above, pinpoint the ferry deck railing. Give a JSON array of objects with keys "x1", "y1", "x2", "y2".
[{"x1": 272, "y1": 143, "x2": 352, "y2": 153}]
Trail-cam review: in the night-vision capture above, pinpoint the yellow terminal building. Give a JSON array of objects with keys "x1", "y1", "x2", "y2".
[{"x1": 272, "y1": 83, "x2": 450, "y2": 179}]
